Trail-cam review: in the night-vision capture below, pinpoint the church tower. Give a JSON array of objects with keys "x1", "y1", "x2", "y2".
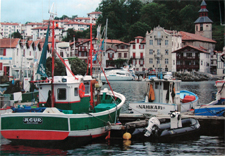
[{"x1": 194, "y1": 0, "x2": 213, "y2": 39}]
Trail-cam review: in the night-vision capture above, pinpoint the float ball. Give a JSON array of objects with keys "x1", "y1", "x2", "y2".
[{"x1": 123, "y1": 132, "x2": 131, "y2": 140}]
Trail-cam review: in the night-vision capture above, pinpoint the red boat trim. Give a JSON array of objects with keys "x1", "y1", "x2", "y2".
[{"x1": 1, "y1": 130, "x2": 69, "y2": 140}]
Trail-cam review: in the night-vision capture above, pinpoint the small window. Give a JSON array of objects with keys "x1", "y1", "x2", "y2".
[
  {"x1": 74, "y1": 88, "x2": 78, "y2": 96},
  {"x1": 57, "y1": 88, "x2": 66, "y2": 100},
  {"x1": 84, "y1": 81, "x2": 90, "y2": 94}
]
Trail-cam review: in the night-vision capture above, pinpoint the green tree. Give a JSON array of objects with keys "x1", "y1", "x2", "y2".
[
  {"x1": 128, "y1": 21, "x2": 151, "y2": 40},
  {"x1": 10, "y1": 31, "x2": 23, "y2": 39},
  {"x1": 46, "y1": 57, "x2": 66, "y2": 76},
  {"x1": 68, "y1": 58, "x2": 87, "y2": 75},
  {"x1": 46, "y1": 57, "x2": 87, "y2": 76},
  {"x1": 179, "y1": 5, "x2": 198, "y2": 32},
  {"x1": 140, "y1": 2, "x2": 168, "y2": 28}
]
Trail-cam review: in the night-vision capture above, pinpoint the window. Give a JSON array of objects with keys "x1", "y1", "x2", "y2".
[
  {"x1": 157, "y1": 49, "x2": 160, "y2": 55},
  {"x1": 84, "y1": 81, "x2": 90, "y2": 94},
  {"x1": 57, "y1": 88, "x2": 66, "y2": 100},
  {"x1": 165, "y1": 40, "x2": 168, "y2": 45},
  {"x1": 0, "y1": 49, "x2": 3, "y2": 55},
  {"x1": 201, "y1": 60, "x2": 203, "y2": 65},
  {"x1": 118, "y1": 53, "x2": 121, "y2": 58},
  {"x1": 109, "y1": 53, "x2": 113, "y2": 58},
  {"x1": 133, "y1": 53, "x2": 135, "y2": 58},
  {"x1": 0, "y1": 63, "x2": 2, "y2": 70},
  {"x1": 124, "y1": 53, "x2": 127, "y2": 58},
  {"x1": 60, "y1": 51, "x2": 64, "y2": 57},
  {"x1": 133, "y1": 45, "x2": 135, "y2": 49},
  {"x1": 139, "y1": 45, "x2": 144, "y2": 49},
  {"x1": 149, "y1": 58, "x2": 153, "y2": 64},
  {"x1": 74, "y1": 88, "x2": 78, "y2": 96},
  {"x1": 157, "y1": 58, "x2": 160, "y2": 64},
  {"x1": 149, "y1": 49, "x2": 153, "y2": 55},
  {"x1": 187, "y1": 53, "x2": 192, "y2": 57},
  {"x1": 157, "y1": 40, "x2": 161, "y2": 45},
  {"x1": 173, "y1": 60, "x2": 176, "y2": 65},
  {"x1": 165, "y1": 58, "x2": 168, "y2": 64},
  {"x1": 140, "y1": 53, "x2": 143, "y2": 59},
  {"x1": 137, "y1": 39, "x2": 139, "y2": 43},
  {"x1": 149, "y1": 40, "x2": 153, "y2": 45},
  {"x1": 200, "y1": 24, "x2": 203, "y2": 31},
  {"x1": 165, "y1": 49, "x2": 168, "y2": 55}
]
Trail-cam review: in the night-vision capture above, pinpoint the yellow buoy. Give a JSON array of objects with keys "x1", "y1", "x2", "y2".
[{"x1": 123, "y1": 132, "x2": 131, "y2": 140}]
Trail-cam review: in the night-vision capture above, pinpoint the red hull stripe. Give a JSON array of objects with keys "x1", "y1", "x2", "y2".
[{"x1": 1, "y1": 130, "x2": 69, "y2": 140}]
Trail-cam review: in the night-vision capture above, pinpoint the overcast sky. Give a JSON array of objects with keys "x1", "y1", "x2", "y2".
[{"x1": 0, "y1": 0, "x2": 102, "y2": 24}]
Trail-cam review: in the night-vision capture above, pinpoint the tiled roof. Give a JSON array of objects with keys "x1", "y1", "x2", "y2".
[
  {"x1": 25, "y1": 22, "x2": 47, "y2": 26},
  {"x1": 75, "y1": 17, "x2": 97, "y2": 20},
  {"x1": 172, "y1": 45, "x2": 209, "y2": 53},
  {"x1": 0, "y1": 38, "x2": 20, "y2": 48},
  {"x1": 106, "y1": 48, "x2": 116, "y2": 52},
  {"x1": 180, "y1": 31, "x2": 216, "y2": 43},
  {"x1": 135, "y1": 36, "x2": 144, "y2": 39},
  {"x1": 105, "y1": 39, "x2": 123, "y2": 44},
  {"x1": 37, "y1": 37, "x2": 60, "y2": 43},
  {"x1": 141, "y1": 38, "x2": 146, "y2": 44},
  {"x1": 31, "y1": 26, "x2": 64, "y2": 30},
  {"x1": 64, "y1": 21, "x2": 93, "y2": 25},
  {"x1": 88, "y1": 11, "x2": 102, "y2": 14},
  {"x1": 0, "y1": 22, "x2": 19, "y2": 25}
]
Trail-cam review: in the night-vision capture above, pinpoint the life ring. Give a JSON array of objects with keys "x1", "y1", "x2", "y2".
[
  {"x1": 79, "y1": 83, "x2": 85, "y2": 98},
  {"x1": 220, "y1": 54, "x2": 225, "y2": 62}
]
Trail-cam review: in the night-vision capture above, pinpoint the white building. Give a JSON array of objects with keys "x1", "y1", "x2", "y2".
[
  {"x1": 0, "y1": 22, "x2": 22, "y2": 38},
  {"x1": 87, "y1": 12, "x2": 102, "y2": 19},
  {"x1": 129, "y1": 36, "x2": 146, "y2": 71}
]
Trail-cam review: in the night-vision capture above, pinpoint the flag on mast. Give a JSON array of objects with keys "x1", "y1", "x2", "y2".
[{"x1": 36, "y1": 23, "x2": 50, "y2": 77}]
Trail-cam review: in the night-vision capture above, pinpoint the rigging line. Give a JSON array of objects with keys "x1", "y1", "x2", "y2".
[{"x1": 86, "y1": 112, "x2": 109, "y2": 124}]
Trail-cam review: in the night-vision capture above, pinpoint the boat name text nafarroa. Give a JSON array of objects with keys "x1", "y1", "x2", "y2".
[{"x1": 136, "y1": 105, "x2": 164, "y2": 110}]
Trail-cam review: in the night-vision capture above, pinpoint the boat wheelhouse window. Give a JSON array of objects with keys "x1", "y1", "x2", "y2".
[
  {"x1": 163, "y1": 82, "x2": 169, "y2": 90},
  {"x1": 74, "y1": 88, "x2": 78, "y2": 96},
  {"x1": 155, "y1": 82, "x2": 159, "y2": 89},
  {"x1": 57, "y1": 88, "x2": 66, "y2": 100},
  {"x1": 116, "y1": 72, "x2": 125, "y2": 75},
  {"x1": 84, "y1": 81, "x2": 90, "y2": 94}
]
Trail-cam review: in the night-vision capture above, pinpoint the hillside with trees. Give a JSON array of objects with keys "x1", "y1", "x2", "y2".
[{"x1": 63, "y1": 0, "x2": 224, "y2": 51}]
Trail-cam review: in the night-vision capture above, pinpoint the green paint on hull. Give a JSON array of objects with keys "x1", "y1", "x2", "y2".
[{"x1": 1, "y1": 116, "x2": 68, "y2": 131}]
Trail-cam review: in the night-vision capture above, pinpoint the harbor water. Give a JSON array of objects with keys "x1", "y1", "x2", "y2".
[{"x1": 0, "y1": 81, "x2": 224, "y2": 155}]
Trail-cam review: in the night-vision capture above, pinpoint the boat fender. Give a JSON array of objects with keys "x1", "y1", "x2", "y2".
[
  {"x1": 144, "y1": 117, "x2": 160, "y2": 137},
  {"x1": 79, "y1": 83, "x2": 85, "y2": 98}
]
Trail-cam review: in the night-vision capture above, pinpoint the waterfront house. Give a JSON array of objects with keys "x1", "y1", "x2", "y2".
[
  {"x1": 145, "y1": 26, "x2": 182, "y2": 73},
  {"x1": 129, "y1": 36, "x2": 146, "y2": 71}
]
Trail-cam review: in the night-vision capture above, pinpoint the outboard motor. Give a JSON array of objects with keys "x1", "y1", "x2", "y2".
[
  {"x1": 170, "y1": 111, "x2": 182, "y2": 129},
  {"x1": 144, "y1": 117, "x2": 160, "y2": 137}
]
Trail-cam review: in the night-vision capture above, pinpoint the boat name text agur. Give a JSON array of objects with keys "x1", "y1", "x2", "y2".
[{"x1": 23, "y1": 117, "x2": 43, "y2": 124}]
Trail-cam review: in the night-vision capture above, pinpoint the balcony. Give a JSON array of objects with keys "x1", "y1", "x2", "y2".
[
  {"x1": 176, "y1": 56, "x2": 199, "y2": 60},
  {"x1": 177, "y1": 65, "x2": 199, "y2": 70}
]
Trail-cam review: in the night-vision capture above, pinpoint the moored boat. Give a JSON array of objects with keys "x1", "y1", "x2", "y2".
[
  {"x1": 132, "y1": 112, "x2": 200, "y2": 141},
  {"x1": 129, "y1": 79, "x2": 198, "y2": 116},
  {"x1": 0, "y1": 7, "x2": 126, "y2": 144},
  {"x1": 194, "y1": 78, "x2": 225, "y2": 116}
]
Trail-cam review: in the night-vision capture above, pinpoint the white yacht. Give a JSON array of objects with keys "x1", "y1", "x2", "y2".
[{"x1": 100, "y1": 68, "x2": 134, "y2": 81}]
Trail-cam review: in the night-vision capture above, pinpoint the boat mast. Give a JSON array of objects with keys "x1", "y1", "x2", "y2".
[
  {"x1": 49, "y1": 3, "x2": 57, "y2": 107},
  {"x1": 90, "y1": 17, "x2": 93, "y2": 76}
]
